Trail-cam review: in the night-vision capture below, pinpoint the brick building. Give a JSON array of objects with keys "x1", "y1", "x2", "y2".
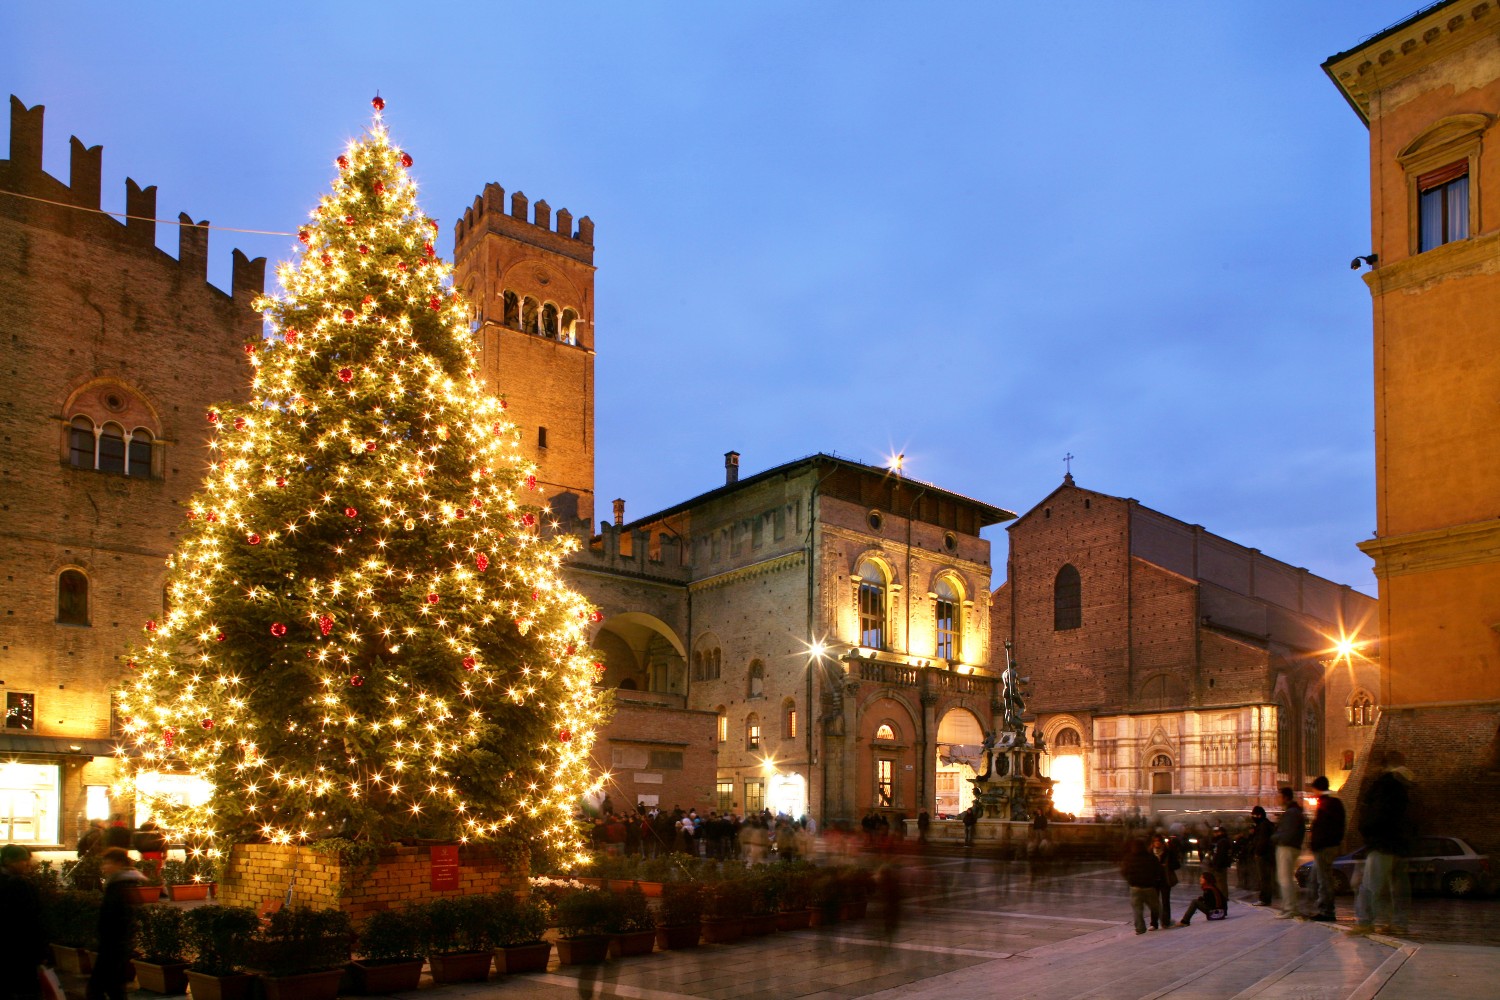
[
  {"x1": 992, "y1": 476, "x2": 1379, "y2": 820},
  {"x1": 1324, "y1": 1, "x2": 1500, "y2": 851},
  {"x1": 0, "y1": 97, "x2": 262, "y2": 848}
]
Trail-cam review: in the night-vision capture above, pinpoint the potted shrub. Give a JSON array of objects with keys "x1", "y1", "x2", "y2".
[
  {"x1": 133, "y1": 903, "x2": 190, "y2": 994},
  {"x1": 46, "y1": 890, "x2": 100, "y2": 974},
  {"x1": 606, "y1": 882, "x2": 656, "y2": 958},
  {"x1": 838, "y1": 866, "x2": 873, "y2": 921},
  {"x1": 554, "y1": 887, "x2": 620, "y2": 965},
  {"x1": 424, "y1": 895, "x2": 494, "y2": 984},
  {"x1": 809, "y1": 869, "x2": 846, "y2": 927},
  {"x1": 349, "y1": 904, "x2": 427, "y2": 994},
  {"x1": 244, "y1": 905, "x2": 353, "y2": 1000},
  {"x1": 700, "y1": 876, "x2": 750, "y2": 944},
  {"x1": 654, "y1": 880, "x2": 702, "y2": 950},
  {"x1": 774, "y1": 864, "x2": 814, "y2": 931},
  {"x1": 124, "y1": 858, "x2": 165, "y2": 904},
  {"x1": 490, "y1": 893, "x2": 552, "y2": 975},
  {"x1": 184, "y1": 905, "x2": 259, "y2": 1000},
  {"x1": 161, "y1": 857, "x2": 214, "y2": 902},
  {"x1": 741, "y1": 867, "x2": 780, "y2": 937}
]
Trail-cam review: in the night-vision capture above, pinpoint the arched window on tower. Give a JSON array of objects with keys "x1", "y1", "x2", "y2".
[
  {"x1": 747, "y1": 659, "x2": 765, "y2": 699},
  {"x1": 502, "y1": 290, "x2": 520, "y2": 329},
  {"x1": 856, "y1": 559, "x2": 888, "y2": 650},
  {"x1": 128, "y1": 428, "x2": 153, "y2": 478},
  {"x1": 69, "y1": 416, "x2": 95, "y2": 468},
  {"x1": 521, "y1": 296, "x2": 539, "y2": 334},
  {"x1": 540, "y1": 303, "x2": 559, "y2": 339},
  {"x1": 560, "y1": 307, "x2": 578, "y2": 345},
  {"x1": 1347, "y1": 690, "x2": 1376, "y2": 727},
  {"x1": 57, "y1": 569, "x2": 89, "y2": 626},
  {"x1": 934, "y1": 576, "x2": 961, "y2": 660},
  {"x1": 746, "y1": 713, "x2": 761, "y2": 750},
  {"x1": 1054, "y1": 564, "x2": 1081, "y2": 630},
  {"x1": 97, "y1": 423, "x2": 126, "y2": 474}
]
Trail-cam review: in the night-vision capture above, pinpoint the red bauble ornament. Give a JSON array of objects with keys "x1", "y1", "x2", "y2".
[
  {"x1": 342, "y1": 309, "x2": 355, "y2": 323},
  {"x1": 298, "y1": 230, "x2": 310, "y2": 243},
  {"x1": 475, "y1": 554, "x2": 489, "y2": 572},
  {"x1": 344, "y1": 507, "x2": 358, "y2": 518},
  {"x1": 207, "y1": 411, "x2": 220, "y2": 424},
  {"x1": 319, "y1": 614, "x2": 333, "y2": 636},
  {"x1": 358, "y1": 244, "x2": 369, "y2": 254},
  {"x1": 275, "y1": 476, "x2": 287, "y2": 488},
  {"x1": 500, "y1": 399, "x2": 508, "y2": 410},
  {"x1": 163, "y1": 729, "x2": 175, "y2": 748},
  {"x1": 558, "y1": 729, "x2": 572, "y2": 743},
  {"x1": 200, "y1": 718, "x2": 214, "y2": 730},
  {"x1": 343, "y1": 215, "x2": 355, "y2": 226},
  {"x1": 531, "y1": 590, "x2": 540, "y2": 602},
  {"x1": 372, "y1": 95, "x2": 385, "y2": 111},
  {"x1": 127, "y1": 660, "x2": 137, "y2": 670},
  {"x1": 215, "y1": 633, "x2": 226, "y2": 643},
  {"x1": 145, "y1": 620, "x2": 158, "y2": 632},
  {"x1": 244, "y1": 343, "x2": 257, "y2": 356},
  {"x1": 397, "y1": 262, "x2": 408, "y2": 272},
  {"x1": 234, "y1": 417, "x2": 246, "y2": 430},
  {"x1": 590, "y1": 609, "x2": 604, "y2": 623},
  {"x1": 426, "y1": 592, "x2": 440, "y2": 605},
  {"x1": 321, "y1": 253, "x2": 333, "y2": 266},
  {"x1": 205, "y1": 512, "x2": 218, "y2": 522},
  {"x1": 424, "y1": 242, "x2": 435, "y2": 257},
  {"x1": 429, "y1": 296, "x2": 442, "y2": 310},
  {"x1": 361, "y1": 295, "x2": 373, "y2": 306},
  {"x1": 284, "y1": 329, "x2": 298, "y2": 345},
  {"x1": 526, "y1": 474, "x2": 537, "y2": 490},
  {"x1": 338, "y1": 367, "x2": 353, "y2": 383},
  {"x1": 349, "y1": 675, "x2": 364, "y2": 687},
  {"x1": 565, "y1": 644, "x2": 576, "y2": 656},
  {"x1": 492, "y1": 422, "x2": 503, "y2": 435},
  {"x1": 246, "y1": 533, "x2": 261, "y2": 545},
  {"x1": 522, "y1": 513, "x2": 537, "y2": 527},
  {"x1": 454, "y1": 508, "x2": 465, "y2": 519},
  {"x1": 337, "y1": 154, "x2": 349, "y2": 170},
  {"x1": 400, "y1": 152, "x2": 412, "y2": 167},
  {"x1": 270, "y1": 622, "x2": 287, "y2": 637},
  {"x1": 365, "y1": 441, "x2": 377, "y2": 452},
  {"x1": 186, "y1": 511, "x2": 197, "y2": 520},
  {"x1": 462, "y1": 657, "x2": 476, "y2": 671},
  {"x1": 373, "y1": 181, "x2": 385, "y2": 195}
]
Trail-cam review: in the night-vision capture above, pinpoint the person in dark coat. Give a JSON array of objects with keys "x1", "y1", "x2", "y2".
[
  {"x1": 87, "y1": 848, "x2": 148, "y2": 1000},
  {"x1": 1207, "y1": 826, "x2": 1234, "y2": 915},
  {"x1": 1150, "y1": 833, "x2": 1182, "y2": 929},
  {"x1": 1306, "y1": 776, "x2": 1347, "y2": 921},
  {"x1": 102, "y1": 816, "x2": 131, "y2": 851},
  {"x1": 1353, "y1": 751, "x2": 1415, "y2": 934},
  {"x1": 1247, "y1": 806, "x2": 1276, "y2": 905},
  {"x1": 916, "y1": 810, "x2": 931, "y2": 845},
  {"x1": 1272, "y1": 787, "x2": 1306, "y2": 919},
  {"x1": 962, "y1": 805, "x2": 978, "y2": 847},
  {"x1": 1177, "y1": 871, "x2": 1228, "y2": 926},
  {"x1": 1120, "y1": 838, "x2": 1165, "y2": 934},
  {"x1": 0, "y1": 844, "x2": 49, "y2": 1000}
]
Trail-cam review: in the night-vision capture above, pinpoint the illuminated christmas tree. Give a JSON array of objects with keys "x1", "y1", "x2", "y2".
[{"x1": 117, "y1": 98, "x2": 606, "y2": 862}]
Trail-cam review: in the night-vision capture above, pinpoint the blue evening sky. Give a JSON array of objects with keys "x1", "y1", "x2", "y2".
[{"x1": 2, "y1": 1, "x2": 1423, "y2": 595}]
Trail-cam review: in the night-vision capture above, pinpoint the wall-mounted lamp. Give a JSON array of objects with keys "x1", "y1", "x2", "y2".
[{"x1": 1350, "y1": 253, "x2": 1379, "y2": 270}]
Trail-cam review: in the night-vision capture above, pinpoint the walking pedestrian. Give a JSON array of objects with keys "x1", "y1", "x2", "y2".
[
  {"x1": 962, "y1": 805, "x2": 977, "y2": 847},
  {"x1": 87, "y1": 848, "x2": 148, "y2": 1000},
  {"x1": 1, "y1": 844, "x2": 49, "y2": 1000},
  {"x1": 1120, "y1": 838, "x2": 1165, "y2": 934},
  {"x1": 916, "y1": 809, "x2": 931, "y2": 845},
  {"x1": 1306, "y1": 776, "x2": 1346, "y2": 921},
  {"x1": 1207, "y1": 825, "x2": 1233, "y2": 915},
  {"x1": 1150, "y1": 833, "x2": 1181, "y2": 929},
  {"x1": 1271, "y1": 787, "x2": 1306, "y2": 919},
  {"x1": 1247, "y1": 805, "x2": 1276, "y2": 905},
  {"x1": 1352, "y1": 751, "x2": 1415, "y2": 935}
]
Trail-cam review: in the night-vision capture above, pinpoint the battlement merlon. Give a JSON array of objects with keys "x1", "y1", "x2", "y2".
[
  {"x1": 452, "y1": 180, "x2": 594, "y2": 266},
  {"x1": 2, "y1": 96, "x2": 266, "y2": 306}
]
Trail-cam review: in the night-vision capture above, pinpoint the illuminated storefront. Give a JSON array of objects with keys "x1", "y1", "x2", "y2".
[
  {"x1": 0, "y1": 761, "x2": 60, "y2": 845},
  {"x1": 133, "y1": 771, "x2": 214, "y2": 826}
]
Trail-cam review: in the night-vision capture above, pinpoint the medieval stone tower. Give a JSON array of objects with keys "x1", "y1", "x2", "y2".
[{"x1": 453, "y1": 184, "x2": 595, "y2": 525}]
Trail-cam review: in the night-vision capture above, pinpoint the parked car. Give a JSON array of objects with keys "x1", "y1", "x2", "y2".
[{"x1": 1295, "y1": 836, "x2": 1491, "y2": 898}]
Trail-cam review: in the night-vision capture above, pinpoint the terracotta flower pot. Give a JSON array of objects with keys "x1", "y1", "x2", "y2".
[
  {"x1": 259, "y1": 968, "x2": 344, "y2": 1000},
  {"x1": 608, "y1": 929, "x2": 656, "y2": 958},
  {"x1": 493, "y1": 941, "x2": 551, "y2": 974},
  {"x1": 184, "y1": 971, "x2": 255, "y2": 1000},
  {"x1": 700, "y1": 916, "x2": 744, "y2": 945},
  {"x1": 348, "y1": 958, "x2": 424, "y2": 995},
  {"x1": 655, "y1": 923, "x2": 701, "y2": 950},
  {"x1": 123, "y1": 884, "x2": 164, "y2": 904},
  {"x1": 133, "y1": 959, "x2": 189, "y2": 995},
  {"x1": 776, "y1": 909, "x2": 812, "y2": 931},
  {"x1": 742, "y1": 913, "x2": 778, "y2": 937},
  {"x1": 556, "y1": 935, "x2": 610, "y2": 966},
  {"x1": 167, "y1": 883, "x2": 212, "y2": 902},
  {"x1": 49, "y1": 944, "x2": 91, "y2": 975},
  {"x1": 428, "y1": 950, "x2": 492, "y2": 984}
]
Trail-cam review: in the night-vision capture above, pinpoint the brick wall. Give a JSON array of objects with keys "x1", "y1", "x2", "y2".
[
  {"x1": 595, "y1": 694, "x2": 717, "y2": 814},
  {"x1": 217, "y1": 843, "x2": 527, "y2": 927}
]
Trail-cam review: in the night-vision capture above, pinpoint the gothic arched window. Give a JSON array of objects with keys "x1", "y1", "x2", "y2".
[
  {"x1": 128, "y1": 428, "x2": 153, "y2": 478},
  {"x1": 934, "y1": 576, "x2": 961, "y2": 660},
  {"x1": 98, "y1": 423, "x2": 126, "y2": 474},
  {"x1": 69, "y1": 416, "x2": 95, "y2": 468},
  {"x1": 1347, "y1": 691, "x2": 1376, "y2": 727},
  {"x1": 1054, "y1": 564, "x2": 1081, "y2": 630},
  {"x1": 747, "y1": 659, "x2": 765, "y2": 699},
  {"x1": 856, "y1": 559, "x2": 888, "y2": 650},
  {"x1": 57, "y1": 569, "x2": 89, "y2": 626}
]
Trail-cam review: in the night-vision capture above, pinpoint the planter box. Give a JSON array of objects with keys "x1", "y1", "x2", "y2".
[
  {"x1": 556, "y1": 935, "x2": 610, "y2": 966},
  {"x1": 123, "y1": 884, "x2": 164, "y2": 904},
  {"x1": 840, "y1": 900, "x2": 868, "y2": 921},
  {"x1": 259, "y1": 968, "x2": 344, "y2": 1000},
  {"x1": 809, "y1": 905, "x2": 840, "y2": 927},
  {"x1": 700, "y1": 916, "x2": 744, "y2": 945},
  {"x1": 655, "y1": 923, "x2": 701, "y2": 950},
  {"x1": 429, "y1": 950, "x2": 492, "y2": 984},
  {"x1": 608, "y1": 879, "x2": 663, "y2": 897},
  {"x1": 49, "y1": 944, "x2": 91, "y2": 975},
  {"x1": 776, "y1": 909, "x2": 812, "y2": 931},
  {"x1": 184, "y1": 972, "x2": 255, "y2": 1000},
  {"x1": 493, "y1": 941, "x2": 551, "y2": 974},
  {"x1": 742, "y1": 913, "x2": 778, "y2": 937},
  {"x1": 608, "y1": 930, "x2": 656, "y2": 958},
  {"x1": 133, "y1": 959, "x2": 190, "y2": 995},
  {"x1": 167, "y1": 883, "x2": 213, "y2": 902},
  {"x1": 348, "y1": 958, "x2": 424, "y2": 995}
]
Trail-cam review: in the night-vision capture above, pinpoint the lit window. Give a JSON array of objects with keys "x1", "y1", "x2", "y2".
[
  {"x1": 856, "y1": 559, "x2": 887, "y2": 650},
  {"x1": 935, "y1": 577, "x2": 961, "y2": 660},
  {"x1": 746, "y1": 714, "x2": 761, "y2": 750},
  {"x1": 716, "y1": 780, "x2": 734, "y2": 813},
  {"x1": 57, "y1": 570, "x2": 89, "y2": 626},
  {"x1": 5, "y1": 692, "x2": 36, "y2": 730},
  {"x1": 1347, "y1": 692, "x2": 1376, "y2": 727},
  {"x1": 1418, "y1": 162, "x2": 1469, "y2": 252},
  {"x1": 744, "y1": 779, "x2": 764, "y2": 814},
  {"x1": 716, "y1": 707, "x2": 727, "y2": 744},
  {"x1": 876, "y1": 759, "x2": 894, "y2": 806},
  {"x1": 875, "y1": 723, "x2": 896, "y2": 741},
  {"x1": 1054, "y1": 564, "x2": 1081, "y2": 630},
  {"x1": 783, "y1": 699, "x2": 798, "y2": 740}
]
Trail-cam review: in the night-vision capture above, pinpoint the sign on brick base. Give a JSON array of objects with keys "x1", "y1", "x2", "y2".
[{"x1": 216, "y1": 843, "x2": 528, "y2": 928}]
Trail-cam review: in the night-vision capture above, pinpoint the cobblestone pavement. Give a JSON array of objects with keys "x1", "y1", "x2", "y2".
[{"x1": 97, "y1": 851, "x2": 1497, "y2": 999}]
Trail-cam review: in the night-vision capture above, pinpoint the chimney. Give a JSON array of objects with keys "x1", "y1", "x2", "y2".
[
  {"x1": 725, "y1": 451, "x2": 740, "y2": 485},
  {"x1": 612, "y1": 498, "x2": 625, "y2": 526}
]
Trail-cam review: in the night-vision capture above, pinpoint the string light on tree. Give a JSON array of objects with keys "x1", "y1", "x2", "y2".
[{"x1": 115, "y1": 96, "x2": 607, "y2": 866}]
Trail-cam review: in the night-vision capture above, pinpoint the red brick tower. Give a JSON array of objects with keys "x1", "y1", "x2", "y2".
[{"x1": 453, "y1": 185, "x2": 595, "y2": 525}]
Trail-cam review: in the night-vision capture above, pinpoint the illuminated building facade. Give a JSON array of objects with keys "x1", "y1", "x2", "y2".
[{"x1": 1326, "y1": 1, "x2": 1500, "y2": 849}]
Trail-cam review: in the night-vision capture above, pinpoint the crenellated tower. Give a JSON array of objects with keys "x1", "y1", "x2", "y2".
[{"x1": 453, "y1": 183, "x2": 595, "y2": 525}]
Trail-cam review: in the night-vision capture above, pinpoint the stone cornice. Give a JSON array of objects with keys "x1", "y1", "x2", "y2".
[
  {"x1": 688, "y1": 550, "x2": 806, "y2": 592},
  {"x1": 1325, "y1": 2, "x2": 1499, "y2": 123},
  {"x1": 1357, "y1": 517, "x2": 1500, "y2": 577},
  {"x1": 820, "y1": 524, "x2": 992, "y2": 576},
  {"x1": 1364, "y1": 228, "x2": 1500, "y2": 294}
]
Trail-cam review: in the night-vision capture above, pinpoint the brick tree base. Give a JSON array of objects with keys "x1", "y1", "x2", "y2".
[
  {"x1": 217, "y1": 843, "x2": 529, "y2": 927},
  {"x1": 1344, "y1": 707, "x2": 1500, "y2": 857}
]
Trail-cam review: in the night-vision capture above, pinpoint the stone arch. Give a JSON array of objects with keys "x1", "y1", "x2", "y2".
[
  {"x1": 859, "y1": 695, "x2": 918, "y2": 813},
  {"x1": 62, "y1": 377, "x2": 163, "y2": 475},
  {"x1": 852, "y1": 551, "x2": 898, "y2": 651},
  {"x1": 56, "y1": 567, "x2": 90, "y2": 626},
  {"x1": 1145, "y1": 746, "x2": 1176, "y2": 795},
  {"x1": 1346, "y1": 688, "x2": 1376, "y2": 727},
  {"x1": 935, "y1": 706, "x2": 986, "y2": 816},
  {"x1": 1136, "y1": 672, "x2": 1187, "y2": 711},
  {"x1": 692, "y1": 630, "x2": 723, "y2": 682},
  {"x1": 593, "y1": 611, "x2": 687, "y2": 695},
  {"x1": 502, "y1": 290, "x2": 521, "y2": 328}
]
